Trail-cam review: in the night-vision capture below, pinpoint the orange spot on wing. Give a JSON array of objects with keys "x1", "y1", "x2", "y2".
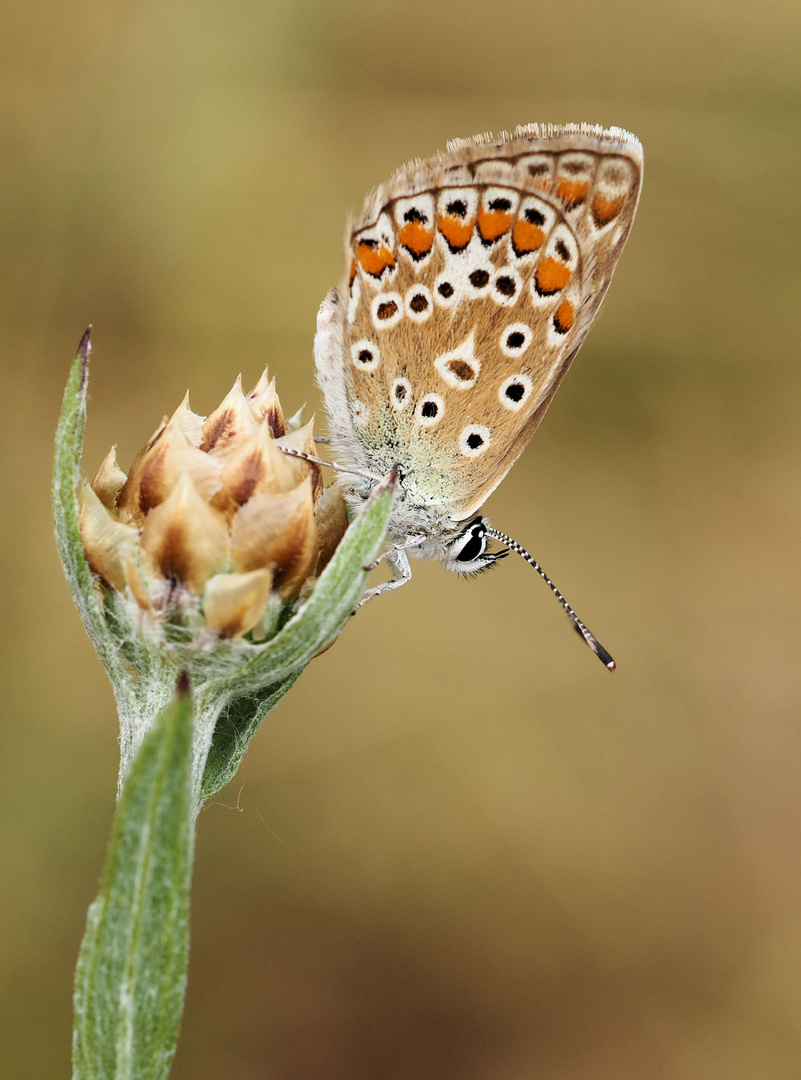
[
  {"x1": 477, "y1": 206, "x2": 512, "y2": 242},
  {"x1": 553, "y1": 300, "x2": 575, "y2": 334},
  {"x1": 398, "y1": 220, "x2": 434, "y2": 257},
  {"x1": 355, "y1": 241, "x2": 396, "y2": 277},
  {"x1": 535, "y1": 256, "x2": 572, "y2": 295},
  {"x1": 556, "y1": 179, "x2": 589, "y2": 207},
  {"x1": 438, "y1": 215, "x2": 475, "y2": 250},
  {"x1": 535, "y1": 178, "x2": 554, "y2": 195},
  {"x1": 591, "y1": 192, "x2": 627, "y2": 226},
  {"x1": 512, "y1": 219, "x2": 545, "y2": 255}
]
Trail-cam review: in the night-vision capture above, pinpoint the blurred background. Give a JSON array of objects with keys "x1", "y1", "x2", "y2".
[{"x1": 2, "y1": 0, "x2": 800, "y2": 1076}]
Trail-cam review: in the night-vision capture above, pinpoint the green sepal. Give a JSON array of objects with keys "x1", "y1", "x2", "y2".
[
  {"x1": 200, "y1": 669, "x2": 303, "y2": 800},
  {"x1": 53, "y1": 330, "x2": 122, "y2": 683},
  {"x1": 72, "y1": 677, "x2": 194, "y2": 1080}
]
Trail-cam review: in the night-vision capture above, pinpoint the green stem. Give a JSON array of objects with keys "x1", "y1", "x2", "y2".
[{"x1": 73, "y1": 678, "x2": 194, "y2": 1080}]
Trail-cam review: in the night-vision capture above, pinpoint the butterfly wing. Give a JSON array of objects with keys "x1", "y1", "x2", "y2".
[{"x1": 315, "y1": 123, "x2": 642, "y2": 522}]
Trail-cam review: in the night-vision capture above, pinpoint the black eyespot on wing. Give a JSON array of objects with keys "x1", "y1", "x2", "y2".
[
  {"x1": 446, "y1": 199, "x2": 467, "y2": 217},
  {"x1": 437, "y1": 281, "x2": 454, "y2": 298},
  {"x1": 377, "y1": 299, "x2": 398, "y2": 320},
  {"x1": 404, "y1": 207, "x2": 427, "y2": 223},
  {"x1": 469, "y1": 269, "x2": 490, "y2": 288},
  {"x1": 394, "y1": 383, "x2": 407, "y2": 401},
  {"x1": 524, "y1": 206, "x2": 546, "y2": 226},
  {"x1": 409, "y1": 292, "x2": 429, "y2": 313},
  {"x1": 555, "y1": 239, "x2": 571, "y2": 262},
  {"x1": 357, "y1": 348, "x2": 374, "y2": 365},
  {"x1": 496, "y1": 275, "x2": 516, "y2": 296},
  {"x1": 466, "y1": 432, "x2": 484, "y2": 449},
  {"x1": 421, "y1": 400, "x2": 439, "y2": 418},
  {"x1": 505, "y1": 382, "x2": 525, "y2": 402},
  {"x1": 488, "y1": 197, "x2": 512, "y2": 212},
  {"x1": 506, "y1": 330, "x2": 525, "y2": 349}
]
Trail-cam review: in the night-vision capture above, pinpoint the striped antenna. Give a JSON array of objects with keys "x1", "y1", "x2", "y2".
[
  {"x1": 279, "y1": 446, "x2": 381, "y2": 482},
  {"x1": 486, "y1": 526, "x2": 616, "y2": 671}
]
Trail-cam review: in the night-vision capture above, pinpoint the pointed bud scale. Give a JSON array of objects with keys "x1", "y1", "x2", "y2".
[
  {"x1": 276, "y1": 419, "x2": 323, "y2": 501},
  {"x1": 247, "y1": 369, "x2": 286, "y2": 437},
  {"x1": 91, "y1": 446, "x2": 128, "y2": 510},
  {"x1": 79, "y1": 482, "x2": 140, "y2": 592},
  {"x1": 146, "y1": 415, "x2": 169, "y2": 445},
  {"x1": 212, "y1": 419, "x2": 301, "y2": 518},
  {"x1": 117, "y1": 408, "x2": 224, "y2": 525},
  {"x1": 200, "y1": 376, "x2": 260, "y2": 453},
  {"x1": 170, "y1": 392, "x2": 205, "y2": 447},
  {"x1": 230, "y1": 476, "x2": 318, "y2": 598},
  {"x1": 284, "y1": 405, "x2": 305, "y2": 433},
  {"x1": 202, "y1": 568, "x2": 273, "y2": 638},
  {"x1": 245, "y1": 367, "x2": 272, "y2": 406},
  {"x1": 140, "y1": 473, "x2": 230, "y2": 592}
]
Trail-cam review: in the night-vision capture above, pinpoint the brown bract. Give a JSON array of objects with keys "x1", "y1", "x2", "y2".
[{"x1": 79, "y1": 371, "x2": 348, "y2": 639}]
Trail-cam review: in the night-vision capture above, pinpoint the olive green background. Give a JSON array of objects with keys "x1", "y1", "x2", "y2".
[{"x1": 2, "y1": 1, "x2": 800, "y2": 1076}]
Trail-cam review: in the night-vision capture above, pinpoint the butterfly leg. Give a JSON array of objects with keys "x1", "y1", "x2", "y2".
[
  {"x1": 357, "y1": 548, "x2": 413, "y2": 607},
  {"x1": 362, "y1": 534, "x2": 426, "y2": 574}
]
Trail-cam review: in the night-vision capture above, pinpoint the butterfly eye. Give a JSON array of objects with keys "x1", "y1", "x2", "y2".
[
  {"x1": 442, "y1": 518, "x2": 509, "y2": 576},
  {"x1": 454, "y1": 524, "x2": 487, "y2": 563}
]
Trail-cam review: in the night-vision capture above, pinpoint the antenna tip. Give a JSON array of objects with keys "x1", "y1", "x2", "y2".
[{"x1": 595, "y1": 644, "x2": 616, "y2": 671}]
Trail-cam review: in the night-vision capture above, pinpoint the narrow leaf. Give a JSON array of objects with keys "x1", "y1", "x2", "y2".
[
  {"x1": 73, "y1": 677, "x2": 194, "y2": 1080},
  {"x1": 200, "y1": 669, "x2": 304, "y2": 801},
  {"x1": 53, "y1": 331, "x2": 120, "y2": 677}
]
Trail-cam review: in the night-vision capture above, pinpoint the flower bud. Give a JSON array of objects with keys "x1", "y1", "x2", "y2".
[
  {"x1": 79, "y1": 370, "x2": 343, "y2": 640},
  {"x1": 56, "y1": 332, "x2": 395, "y2": 801}
]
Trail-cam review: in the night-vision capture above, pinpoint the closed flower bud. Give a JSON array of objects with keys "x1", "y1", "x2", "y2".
[
  {"x1": 79, "y1": 370, "x2": 341, "y2": 640},
  {"x1": 56, "y1": 331, "x2": 395, "y2": 801}
]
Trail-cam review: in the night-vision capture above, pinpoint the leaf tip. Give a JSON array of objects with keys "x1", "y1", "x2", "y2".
[
  {"x1": 371, "y1": 466, "x2": 397, "y2": 501},
  {"x1": 77, "y1": 327, "x2": 92, "y2": 386},
  {"x1": 78, "y1": 326, "x2": 92, "y2": 357}
]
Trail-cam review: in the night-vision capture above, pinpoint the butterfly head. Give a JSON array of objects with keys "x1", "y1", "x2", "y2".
[{"x1": 439, "y1": 516, "x2": 509, "y2": 575}]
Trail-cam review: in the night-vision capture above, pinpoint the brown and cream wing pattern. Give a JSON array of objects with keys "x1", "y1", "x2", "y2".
[{"x1": 335, "y1": 124, "x2": 643, "y2": 520}]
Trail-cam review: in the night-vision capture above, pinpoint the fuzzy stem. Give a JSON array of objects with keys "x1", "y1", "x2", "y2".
[{"x1": 73, "y1": 679, "x2": 194, "y2": 1080}]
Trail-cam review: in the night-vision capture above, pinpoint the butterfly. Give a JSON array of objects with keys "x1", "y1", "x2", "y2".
[{"x1": 313, "y1": 124, "x2": 643, "y2": 668}]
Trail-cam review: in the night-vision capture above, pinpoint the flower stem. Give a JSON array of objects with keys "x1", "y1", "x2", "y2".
[{"x1": 73, "y1": 677, "x2": 194, "y2": 1080}]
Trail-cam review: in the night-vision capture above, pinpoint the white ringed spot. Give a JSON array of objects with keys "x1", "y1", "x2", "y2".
[
  {"x1": 490, "y1": 267, "x2": 523, "y2": 307},
  {"x1": 433, "y1": 272, "x2": 459, "y2": 308},
  {"x1": 499, "y1": 373, "x2": 533, "y2": 411},
  {"x1": 500, "y1": 323, "x2": 533, "y2": 358},
  {"x1": 371, "y1": 291, "x2": 403, "y2": 329},
  {"x1": 404, "y1": 284, "x2": 433, "y2": 323},
  {"x1": 350, "y1": 339, "x2": 381, "y2": 371},
  {"x1": 459, "y1": 425, "x2": 491, "y2": 458},
  {"x1": 434, "y1": 331, "x2": 480, "y2": 389},
  {"x1": 415, "y1": 393, "x2": 445, "y2": 428},
  {"x1": 464, "y1": 262, "x2": 494, "y2": 296},
  {"x1": 391, "y1": 377, "x2": 413, "y2": 412}
]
